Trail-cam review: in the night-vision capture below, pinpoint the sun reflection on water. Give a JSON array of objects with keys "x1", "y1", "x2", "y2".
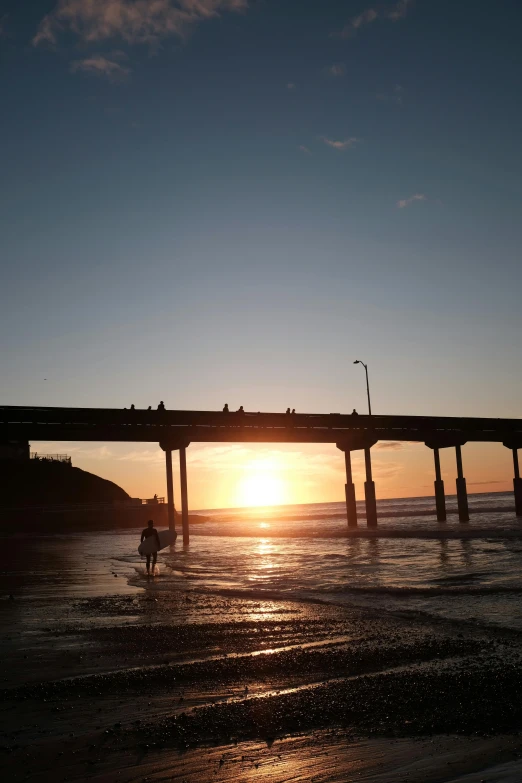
[{"x1": 255, "y1": 539, "x2": 275, "y2": 574}]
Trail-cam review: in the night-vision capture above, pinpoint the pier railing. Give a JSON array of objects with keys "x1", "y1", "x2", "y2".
[
  {"x1": 30, "y1": 453, "x2": 71, "y2": 464},
  {"x1": 5, "y1": 406, "x2": 522, "y2": 444}
]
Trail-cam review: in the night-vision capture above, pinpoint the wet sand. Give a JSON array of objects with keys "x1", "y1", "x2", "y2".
[{"x1": 3, "y1": 537, "x2": 522, "y2": 781}]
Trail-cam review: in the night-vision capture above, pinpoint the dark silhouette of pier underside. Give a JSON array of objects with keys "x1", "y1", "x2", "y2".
[{"x1": 2, "y1": 406, "x2": 522, "y2": 541}]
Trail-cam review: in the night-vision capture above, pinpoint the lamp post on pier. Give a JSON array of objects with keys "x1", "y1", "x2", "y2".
[
  {"x1": 353, "y1": 359, "x2": 377, "y2": 527},
  {"x1": 353, "y1": 359, "x2": 372, "y2": 416}
]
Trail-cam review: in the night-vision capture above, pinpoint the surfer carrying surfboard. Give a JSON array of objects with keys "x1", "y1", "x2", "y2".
[{"x1": 140, "y1": 520, "x2": 161, "y2": 575}]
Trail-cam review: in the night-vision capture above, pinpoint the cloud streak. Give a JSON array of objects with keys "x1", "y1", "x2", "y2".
[
  {"x1": 327, "y1": 63, "x2": 346, "y2": 77},
  {"x1": 33, "y1": 0, "x2": 248, "y2": 47},
  {"x1": 338, "y1": 0, "x2": 415, "y2": 38},
  {"x1": 71, "y1": 55, "x2": 131, "y2": 81},
  {"x1": 377, "y1": 84, "x2": 404, "y2": 105},
  {"x1": 375, "y1": 441, "x2": 405, "y2": 451},
  {"x1": 187, "y1": 444, "x2": 343, "y2": 477},
  {"x1": 322, "y1": 137, "x2": 359, "y2": 150},
  {"x1": 397, "y1": 193, "x2": 426, "y2": 209}
]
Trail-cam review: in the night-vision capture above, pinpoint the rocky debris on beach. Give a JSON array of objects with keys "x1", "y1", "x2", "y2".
[
  {"x1": 4, "y1": 589, "x2": 522, "y2": 781},
  {"x1": 2, "y1": 634, "x2": 484, "y2": 703}
]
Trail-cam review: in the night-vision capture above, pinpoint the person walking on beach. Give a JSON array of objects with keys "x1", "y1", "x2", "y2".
[{"x1": 140, "y1": 520, "x2": 161, "y2": 576}]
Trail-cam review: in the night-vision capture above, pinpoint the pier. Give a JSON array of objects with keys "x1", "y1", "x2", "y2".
[{"x1": 2, "y1": 405, "x2": 522, "y2": 540}]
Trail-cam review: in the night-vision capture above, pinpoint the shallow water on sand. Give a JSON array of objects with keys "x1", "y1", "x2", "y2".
[{"x1": 3, "y1": 492, "x2": 522, "y2": 632}]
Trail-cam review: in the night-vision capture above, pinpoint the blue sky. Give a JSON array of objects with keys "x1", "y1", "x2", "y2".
[{"x1": 1, "y1": 0, "x2": 521, "y2": 505}]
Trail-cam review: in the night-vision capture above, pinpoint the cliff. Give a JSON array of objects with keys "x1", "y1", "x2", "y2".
[
  {"x1": 0, "y1": 458, "x2": 130, "y2": 507},
  {"x1": 0, "y1": 458, "x2": 208, "y2": 532}
]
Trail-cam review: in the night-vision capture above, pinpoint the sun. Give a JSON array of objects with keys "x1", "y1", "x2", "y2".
[{"x1": 236, "y1": 459, "x2": 286, "y2": 507}]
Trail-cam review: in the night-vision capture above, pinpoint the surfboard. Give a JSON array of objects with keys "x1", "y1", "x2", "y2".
[{"x1": 138, "y1": 529, "x2": 176, "y2": 555}]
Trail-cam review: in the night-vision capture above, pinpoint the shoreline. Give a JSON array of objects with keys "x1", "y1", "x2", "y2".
[{"x1": 2, "y1": 520, "x2": 522, "y2": 540}]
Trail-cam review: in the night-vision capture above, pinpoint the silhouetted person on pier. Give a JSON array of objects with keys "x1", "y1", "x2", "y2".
[
  {"x1": 223, "y1": 404, "x2": 229, "y2": 413},
  {"x1": 130, "y1": 404, "x2": 135, "y2": 411},
  {"x1": 286, "y1": 408, "x2": 291, "y2": 415},
  {"x1": 237, "y1": 406, "x2": 244, "y2": 414},
  {"x1": 157, "y1": 401, "x2": 165, "y2": 411},
  {"x1": 147, "y1": 406, "x2": 152, "y2": 411},
  {"x1": 141, "y1": 520, "x2": 160, "y2": 576},
  {"x1": 352, "y1": 408, "x2": 359, "y2": 416},
  {"x1": 291, "y1": 409, "x2": 296, "y2": 415}
]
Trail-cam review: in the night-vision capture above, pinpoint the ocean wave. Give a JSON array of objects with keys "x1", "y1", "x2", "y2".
[
  {"x1": 317, "y1": 585, "x2": 522, "y2": 596},
  {"x1": 215, "y1": 505, "x2": 515, "y2": 524},
  {"x1": 191, "y1": 526, "x2": 522, "y2": 540}
]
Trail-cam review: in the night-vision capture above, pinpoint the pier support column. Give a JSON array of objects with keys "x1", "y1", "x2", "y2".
[
  {"x1": 513, "y1": 449, "x2": 522, "y2": 518},
  {"x1": 455, "y1": 445, "x2": 469, "y2": 523},
  {"x1": 433, "y1": 448, "x2": 447, "y2": 522},
  {"x1": 165, "y1": 448, "x2": 176, "y2": 534},
  {"x1": 337, "y1": 435, "x2": 377, "y2": 528},
  {"x1": 180, "y1": 445, "x2": 190, "y2": 544},
  {"x1": 344, "y1": 450, "x2": 358, "y2": 528},
  {"x1": 364, "y1": 447, "x2": 378, "y2": 528}
]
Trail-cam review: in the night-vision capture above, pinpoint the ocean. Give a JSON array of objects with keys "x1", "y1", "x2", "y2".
[
  {"x1": 156, "y1": 491, "x2": 522, "y2": 631},
  {"x1": 7, "y1": 490, "x2": 522, "y2": 634}
]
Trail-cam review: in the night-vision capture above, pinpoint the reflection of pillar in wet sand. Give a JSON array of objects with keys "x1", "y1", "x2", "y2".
[
  {"x1": 513, "y1": 448, "x2": 522, "y2": 517},
  {"x1": 433, "y1": 447, "x2": 447, "y2": 522},
  {"x1": 344, "y1": 449, "x2": 358, "y2": 528},
  {"x1": 455, "y1": 445, "x2": 469, "y2": 523},
  {"x1": 165, "y1": 448, "x2": 175, "y2": 533},
  {"x1": 364, "y1": 447, "x2": 378, "y2": 528},
  {"x1": 180, "y1": 445, "x2": 190, "y2": 544}
]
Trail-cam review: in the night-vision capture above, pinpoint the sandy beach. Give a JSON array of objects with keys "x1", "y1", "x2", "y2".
[{"x1": 3, "y1": 524, "x2": 522, "y2": 782}]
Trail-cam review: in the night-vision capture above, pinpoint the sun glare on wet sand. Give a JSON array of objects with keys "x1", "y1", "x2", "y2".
[{"x1": 236, "y1": 458, "x2": 286, "y2": 507}]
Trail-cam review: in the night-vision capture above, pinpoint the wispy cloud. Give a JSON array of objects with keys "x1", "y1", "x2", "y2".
[
  {"x1": 186, "y1": 445, "x2": 343, "y2": 478},
  {"x1": 34, "y1": 443, "x2": 118, "y2": 461},
  {"x1": 350, "y1": 8, "x2": 378, "y2": 32},
  {"x1": 377, "y1": 84, "x2": 404, "y2": 105},
  {"x1": 34, "y1": 441, "x2": 165, "y2": 464},
  {"x1": 375, "y1": 441, "x2": 405, "y2": 451},
  {"x1": 116, "y1": 449, "x2": 164, "y2": 464},
  {"x1": 71, "y1": 55, "x2": 131, "y2": 81},
  {"x1": 387, "y1": 0, "x2": 414, "y2": 21},
  {"x1": 369, "y1": 459, "x2": 403, "y2": 481},
  {"x1": 33, "y1": 0, "x2": 248, "y2": 47},
  {"x1": 327, "y1": 62, "x2": 346, "y2": 77},
  {"x1": 338, "y1": 0, "x2": 415, "y2": 38},
  {"x1": 322, "y1": 137, "x2": 359, "y2": 150},
  {"x1": 468, "y1": 480, "x2": 507, "y2": 486},
  {"x1": 397, "y1": 193, "x2": 426, "y2": 209}
]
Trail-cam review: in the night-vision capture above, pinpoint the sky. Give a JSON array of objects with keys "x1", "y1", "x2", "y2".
[{"x1": 1, "y1": 0, "x2": 522, "y2": 508}]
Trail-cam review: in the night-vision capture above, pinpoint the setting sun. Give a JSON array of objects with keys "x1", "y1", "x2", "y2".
[{"x1": 236, "y1": 459, "x2": 286, "y2": 507}]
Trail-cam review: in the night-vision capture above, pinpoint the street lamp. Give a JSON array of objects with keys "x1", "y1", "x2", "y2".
[{"x1": 353, "y1": 360, "x2": 372, "y2": 416}]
